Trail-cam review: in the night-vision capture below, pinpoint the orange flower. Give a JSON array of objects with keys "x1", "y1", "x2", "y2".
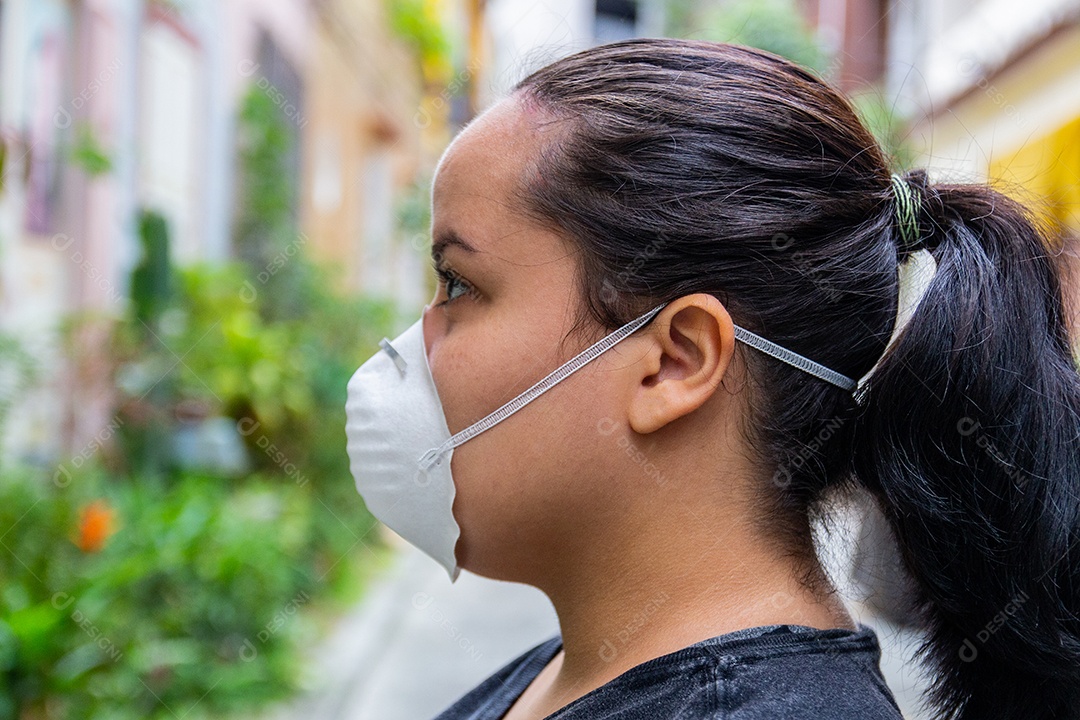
[{"x1": 75, "y1": 500, "x2": 117, "y2": 552}]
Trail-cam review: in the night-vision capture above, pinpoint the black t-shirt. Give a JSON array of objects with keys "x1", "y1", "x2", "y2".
[{"x1": 431, "y1": 622, "x2": 905, "y2": 719}]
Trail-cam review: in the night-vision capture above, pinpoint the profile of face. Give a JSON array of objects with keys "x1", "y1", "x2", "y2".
[
  {"x1": 423, "y1": 94, "x2": 740, "y2": 588},
  {"x1": 424, "y1": 94, "x2": 605, "y2": 584}
]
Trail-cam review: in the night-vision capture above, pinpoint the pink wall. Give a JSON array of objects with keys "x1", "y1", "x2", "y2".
[{"x1": 222, "y1": 0, "x2": 312, "y2": 105}]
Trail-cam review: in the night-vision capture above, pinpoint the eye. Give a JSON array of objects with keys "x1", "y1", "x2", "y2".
[{"x1": 430, "y1": 258, "x2": 474, "y2": 306}]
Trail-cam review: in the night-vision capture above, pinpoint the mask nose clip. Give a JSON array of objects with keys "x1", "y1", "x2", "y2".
[{"x1": 379, "y1": 337, "x2": 408, "y2": 376}]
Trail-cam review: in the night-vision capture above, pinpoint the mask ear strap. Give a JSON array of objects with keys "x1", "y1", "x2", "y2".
[
  {"x1": 732, "y1": 325, "x2": 857, "y2": 391},
  {"x1": 417, "y1": 302, "x2": 671, "y2": 471}
]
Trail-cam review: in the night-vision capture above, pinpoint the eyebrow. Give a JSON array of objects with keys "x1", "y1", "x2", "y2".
[{"x1": 431, "y1": 229, "x2": 479, "y2": 259}]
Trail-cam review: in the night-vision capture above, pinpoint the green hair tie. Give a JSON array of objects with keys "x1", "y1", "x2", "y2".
[{"x1": 890, "y1": 173, "x2": 922, "y2": 251}]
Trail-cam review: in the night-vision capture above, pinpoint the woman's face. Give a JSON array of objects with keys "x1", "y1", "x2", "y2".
[{"x1": 422, "y1": 95, "x2": 645, "y2": 583}]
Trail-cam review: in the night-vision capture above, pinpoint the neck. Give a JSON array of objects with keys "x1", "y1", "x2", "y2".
[{"x1": 532, "y1": 508, "x2": 856, "y2": 709}]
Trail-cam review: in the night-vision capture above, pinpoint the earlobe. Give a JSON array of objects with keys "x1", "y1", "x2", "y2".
[{"x1": 626, "y1": 295, "x2": 736, "y2": 435}]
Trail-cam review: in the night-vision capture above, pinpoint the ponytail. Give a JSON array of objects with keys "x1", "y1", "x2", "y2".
[
  {"x1": 506, "y1": 37, "x2": 1078, "y2": 718},
  {"x1": 847, "y1": 169, "x2": 1080, "y2": 719}
]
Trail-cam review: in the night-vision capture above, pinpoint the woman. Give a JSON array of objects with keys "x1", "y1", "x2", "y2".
[{"x1": 345, "y1": 38, "x2": 1080, "y2": 719}]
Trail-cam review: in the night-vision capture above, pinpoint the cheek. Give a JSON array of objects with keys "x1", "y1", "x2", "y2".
[
  {"x1": 428, "y1": 314, "x2": 543, "y2": 437},
  {"x1": 446, "y1": 366, "x2": 623, "y2": 580}
]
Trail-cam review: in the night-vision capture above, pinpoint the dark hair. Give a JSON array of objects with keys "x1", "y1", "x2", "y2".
[{"x1": 510, "y1": 38, "x2": 1080, "y2": 720}]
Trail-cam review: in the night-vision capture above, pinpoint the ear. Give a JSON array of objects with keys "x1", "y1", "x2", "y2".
[{"x1": 625, "y1": 294, "x2": 737, "y2": 435}]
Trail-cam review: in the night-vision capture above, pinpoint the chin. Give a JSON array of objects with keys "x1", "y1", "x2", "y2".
[{"x1": 453, "y1": 531, "x2": 546, "y2": 586}]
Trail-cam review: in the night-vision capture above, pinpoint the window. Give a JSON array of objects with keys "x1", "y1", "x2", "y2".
[{"x1": 594, "y1": 0, "x2": 638, "y2": 43}]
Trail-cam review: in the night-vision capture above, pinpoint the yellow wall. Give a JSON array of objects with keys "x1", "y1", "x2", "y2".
[
  {"x1": 989, "y1": 114, "x2": 1080, "y2": 240},
  {"x1": 910, "y1": 21, "x2": 1080, "y2": 347},
  {"x1": 911, "y1": 21, "x2": 1080, "y2": 213},
  {"x1": 989, "y1": 115, "x2": 1080, "y2": 351},
  {"x1": 300, "y1": 0, "x2": 424, "y2": 295}
]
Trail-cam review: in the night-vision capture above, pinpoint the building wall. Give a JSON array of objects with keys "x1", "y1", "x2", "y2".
[
  {"x1": 301, "y1": 0, "x2": 428, "y2": 310},
  {"x1": 799, "y1": 0, "x2": 888, "y2": 91},
  {"x1": 0, "y1": 0, "x2": 432, "y2": 463},
  {"x1": 0, "y1": 0, "x2": 140, "y2": 461},
  {"x1": 477, "y1": 0, "x2": 662, "y2": 110},
  {"x1": 899, "y1": 3, "x2": 1080, "y2": 341},
  {"x1": 906, "y1": 2, "x2": 1080, "y2": 186}
]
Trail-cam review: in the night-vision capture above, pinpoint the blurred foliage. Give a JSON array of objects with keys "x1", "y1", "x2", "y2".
[
  {"x1": 130, "y1": 210, "x2": 173, "y2": 329},
  {"x1": 1, "y1": 241, "x2": 398, "y2": 717},
  {"x1": 850, "y1": 91, "x2": 917, "y2": 172},
  {"x1": 232, "y1": 86, "x2": 302, "y2": 314},
  {"x1": 111, "y1": 253, "x2": 399, "y2": 549},
  {"x1": 664, "y1": 0, "x2": 913, "y2": 170},
  {"x1": 386, "y1": 0, "x2": 454, "y2": 85},
  {"x1": 671, "y1": 0, "x2": 833, "y2": 76},
  {"x1": 0, "y1": 467, "x2": 320, "y2": 719},
  {"x1": 68, "y1": 123, "x2": 113, "y2": 177},
  {"x1": 232, "y1": 85, "x2": 332, "y2": 327},
  {"x1": 0, "y1": 333, "x2": 36, "y2": 441},
  {"x1": 0, "y1": 223, "x2": 399, "y2": 716},
  {"x1": 1, "y1": 78, "x2": 405, "y2": 719}
]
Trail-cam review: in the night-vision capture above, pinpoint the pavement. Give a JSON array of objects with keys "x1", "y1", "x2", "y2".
[
  {"x1": 260, "y1": 529, "x2": 560, "y2": 720},
  {"x1": 262, "y1": 524, "x2": 935, "y2": 720}
]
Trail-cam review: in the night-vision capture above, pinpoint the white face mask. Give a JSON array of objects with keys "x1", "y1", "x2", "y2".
[{"x1": 344, "y1": 301, "x2": 670, "y2": 583}]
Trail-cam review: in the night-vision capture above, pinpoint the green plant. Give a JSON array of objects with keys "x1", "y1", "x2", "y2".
[
  {"x1": 68, "y1": 123, "x2": 112, "y2": 177},
  {"x1": 0, "y1": 464, "x2": 342, "y2": 720},
  {"x1": 144, "y1": 259, "x2": 395, "y2": 585},
  {"x1": 0, "y1": 64, "x2": 410, "y2": 720},
  {"x1": 386, "y1": 0, "x2": 453, "y2": 84},
  {"x1": 130, "y1": 210, "x2": 173, "y2": 330},
  {"x1": 0, "y1": 332, "x2": 36, "y2": 453},
  {"x1": 850, "y1": 90, "x2": 917, "y2": 172},
  {"x1": 674, "y1": 0, "x2": 833, "y2": 76},
  {"x1": 110, "y1": 208, "x2": 177, "y2": 482},
  {"x1": 232, "y1": 87, "x2": 297, "y2": 276}
]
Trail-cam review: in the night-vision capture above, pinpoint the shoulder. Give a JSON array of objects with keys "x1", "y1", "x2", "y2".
[
  {"x1": 554, "y1": 623, "x2": 905, "y2": 720},
  {"x1": 431, "y1": 634, "x2": 561, "y2": 719},
  {"x1": 432, "y1": 624, "x2": 905, "y2": 720},
  {"x1": 708, "y1": 623, "x2": 905, "y2": 719}
]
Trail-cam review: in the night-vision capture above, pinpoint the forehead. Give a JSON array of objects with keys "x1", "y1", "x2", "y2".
[
  {"x1": 431, "y1": 95, "x2": 538, "y2": 207},
  {"x1": 430, "y1": 95, "x2": 570, "y2": 269}
]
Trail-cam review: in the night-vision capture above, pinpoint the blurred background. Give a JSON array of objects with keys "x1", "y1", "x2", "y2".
[{"x1": 0, "y1": 0, "x2": 1077, "y2": 718}]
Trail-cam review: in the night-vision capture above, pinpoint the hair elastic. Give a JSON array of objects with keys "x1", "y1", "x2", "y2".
[
  {"x1": 890, "y1": 173, "x2": 922, "y2": 251},
  {"x1": 734, "y1": 173, "x2": 927, "y2": 391}
]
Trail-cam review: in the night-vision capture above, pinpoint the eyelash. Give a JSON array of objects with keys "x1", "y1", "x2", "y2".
[{"x1": 430, "y1": 257, "x2": 474, "y2": 306}]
